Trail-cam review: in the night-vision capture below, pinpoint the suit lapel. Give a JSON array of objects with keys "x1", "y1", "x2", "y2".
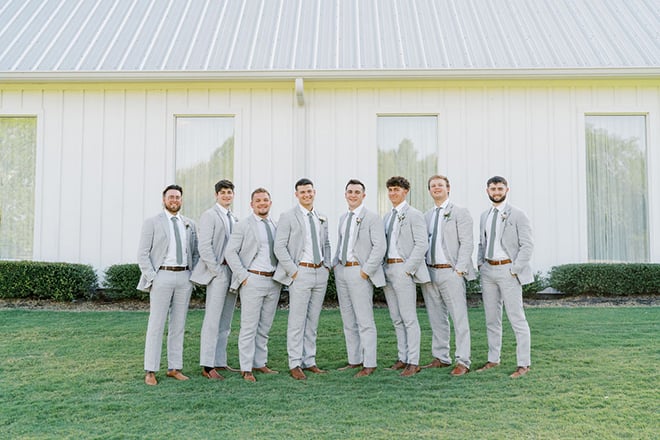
[{"x1": 158, "y1": 212, "x2": 171, "y2": 240}]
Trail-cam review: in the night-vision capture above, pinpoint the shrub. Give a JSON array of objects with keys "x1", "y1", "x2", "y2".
[
  {"x1": 549, "y1": 263, "x2": 660, "y2": 296},
  {"x1": 102, "y1": 264, "x2": 146, "y2": 301},
  {"x1": 0, "y1": 261, "x2": 98, "y2": 301}
]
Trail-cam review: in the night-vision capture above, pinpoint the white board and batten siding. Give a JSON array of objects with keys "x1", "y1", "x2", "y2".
[{"x1": 1, "y1": 78, "x2": 659, "y2": 274}]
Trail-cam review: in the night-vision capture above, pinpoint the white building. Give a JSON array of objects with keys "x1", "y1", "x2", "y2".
[{"x1": 1, "y1": 0, "x2": 659, "y2": 275}]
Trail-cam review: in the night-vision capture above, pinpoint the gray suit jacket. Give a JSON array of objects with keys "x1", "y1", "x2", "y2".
[
  {"x1": 190, "y1": 205, "x2": 233, "y2": 286},
  {"x1": 273, "y1": 206, "x2": 331, "y2": 286},
  {"x1": 136, "y1": 212, "x2": 199, "y2": 292},
  {"x1": 332, "y1": 208, "x2": 387, "y2": 288},
  {"x1": 424, "y1": 202, "x2": 476, "y2": 280},
  {"x1": 477, "y1": 204, "x2": 534, "y2": 285},
  {"x1": 225, "y1": 215, "x2": 280, "y2": 291},
  {"x1": 383, "y1": 204, "x2": 430, "y2": 284}
]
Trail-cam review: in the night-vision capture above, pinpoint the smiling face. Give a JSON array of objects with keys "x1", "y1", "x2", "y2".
[
  {"x1": 250, "y1": 191, "x2": 272, "y2": 218},
  {"x1": 487, "y1": 182, "x2": 509, "y2": 205},
  {"x1": 215, "y1": 188, "x2": 234, "y2": 209},
  {"x1": 295, "y1": 184, "x2": 316, "y2": 210},
  {"x1": 428, "y1": 177, "x2": 450, "y2": 205},
  {"x1": 387, "y1": 186, "x2": 408, "y2": 207},
  {"x1": 345, "y1": 183, "x2": 366, "y2": 211},
  {"x1": 163, "y1": 189, "x2": 182, "y2": 215}
]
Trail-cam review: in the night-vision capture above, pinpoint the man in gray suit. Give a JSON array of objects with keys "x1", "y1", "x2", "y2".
[
  {"x1": 225, "y1": 188, "x2": 281, "y2": 383},
  {"x1": 333, "y1": 179, "x2": 386, "y2": 378},
  {"x1": 382, "y1": 176, "x2": 430, "y2": 377},
  {"x1": 421, "y1": 175, "x2": 475, "y2": 376},
  {"x1": 273, "y1": 178, "x2": 331, "y2": 380},
  {"x1": 190, "y1": 179, "x2": 238, "y2": 380},
  {"x1": 137, "y1": 184, "x2": 199, "y2": 386},
  {"x1": 476, "y1": 176, "x2": 533, "y2": 378}
]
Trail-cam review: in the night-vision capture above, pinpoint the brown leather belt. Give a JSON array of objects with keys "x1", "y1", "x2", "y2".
[
  {"x1": 299, "y1": 262, "x2": 323, "y2": 268},
  {"x1": 248, "y1": 269, "x2": 275, "y2": 277},
  {"x1": 386, "y1": 258, "x2": 404, "y2": 264},
  {"x1": 159, "y1": 266, "x2": 189, "y2": 272},
  {"x1": 343, "y1": 261, "x2": 360, "y2": 267},
  {"x1": 486, "y1": 259, "x2": 512, "y2": 266},
  {"x1": 428, "y1": 264, "x2": 452, "y2": 269}
]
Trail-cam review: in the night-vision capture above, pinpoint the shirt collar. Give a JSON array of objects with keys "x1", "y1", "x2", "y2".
[
  {"x1": 392, "y1": 201, "x2": 408, "y2": 213},
  {"x1": 298, "y1": 204, "x2": 315, "y2": 217},
  {"x1": 216, "y1": 203, "x2": 230, "y2": 215}
]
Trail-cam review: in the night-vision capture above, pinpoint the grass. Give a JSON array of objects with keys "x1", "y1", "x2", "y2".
[{"x1": 0, "y1": 306, "x2": 658, "y2": 439}]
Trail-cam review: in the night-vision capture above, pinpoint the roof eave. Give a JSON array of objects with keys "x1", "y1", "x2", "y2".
[{"x1": 1, "y1": 67, "x2": 659, "y2": 83}]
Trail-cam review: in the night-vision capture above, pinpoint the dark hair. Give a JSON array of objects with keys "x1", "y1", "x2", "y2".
[
  {"x1": 251, "y1": 187, "x2": 271, "y2": 200},
  {"x1": 295, "y1": 178, "x2": 314, "y2": 190},
  {"x1": 345, "y1": 179, "x2": 365, "y2": 191},
  {"x1": 215, "y1": 179, "x2": 235, "y2": 193},
  {"x1": 427, "y1": 174, "x2": 450, "y2": 189},
  {"x1": 386, "y1": 176, "x2": 410, "y2": 190},
  {"x1": 162, "y1": 184, "x2": 183, "y2": 196},
  {"x1": 486, "y1": 176, "x2": 508, "y2": 187}
]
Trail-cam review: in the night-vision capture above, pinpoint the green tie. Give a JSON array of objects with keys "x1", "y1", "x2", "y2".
[
  {"x1": 308, "y1": 212, "x2": 321, "y2": 265},
  {"x1": 171, "y1": 217, "x2": 183, "y2": 265},
  {"x1": 487, "y1": 208, "x2": 498, "y2": 259},
  {"x1": 341, "y1": 212, "x2": 355, "y2": 264},
  {"x1": 430, "y1": 207, "x2": 440, "y2": 264},
  {"x1": 263, "y1": 219, "x2": 277, "y2": 267}
]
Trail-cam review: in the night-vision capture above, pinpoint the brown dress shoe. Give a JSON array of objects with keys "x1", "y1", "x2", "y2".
[
  {"x1": 290, "y1": 366, "x2": 307, "y2": 380},
  {"x1": 400, "y1": 364, "x2": 421, "y2": 377},
  {"x1": 510, "y1": 366, "x2": 530, "y2": 378},
  {"x1": 215, "y1": 365, "x2": 241, "y2": 373},
  {"x1": 387, "y1": 360, "x2": 407, "y2": 370},
  {"x1": 303, "y1": 365, "x2": 327, "y2": 374},
  {"x1": 450, "y1": 364, "x2": 470, "y2": 376},
  {"x1": 144, "y1": 372, "x2": 157, "y2": 386},
  {"x1": 337, "y1": 363, "x2": 362, "y2": 371},
  {"x1": 202, "y1": 368, "x2": 224, "y2": 380},
  {"x1": 354, "y1": 367, "x2": 376, "y2": 378},
  {"x1": 166, "y1": 369, "x2": 189, "y2": 381},
  {"x1": 476, "y1": 362, "x2": 499, "y2": 372},
  {"x1": 242, "y1": 371, "x2": 257, "y2": 382},
  {"x1": 421, "y1": 358, "x2": 452, "y2": 369},
  {"x1": 253, "y1": 366, "x2": 279, "y2": 374}
]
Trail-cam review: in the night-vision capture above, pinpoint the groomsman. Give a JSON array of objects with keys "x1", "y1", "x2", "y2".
[
  {"x1": 420, "y1": 175, "x2": 475, "y2": 376},
  {"x1": 476, "y1": 176, "x2": 534, "y2": 378},
  {"x1": 138, "y1": 184, "x2": 199, "y2": 385},
  {"x1": 382, "y1": 176, "x2": 430, "y2": 377},
  {"x1": 225, "y1": 188, "x2": 281, "y2": 382},
  {"x1": 190, "y1": 179, "x2": 239, "y2": 380},
  {"x1": 274, "y1": 178, "x2": 331, "y2": 380},
  {"x1": 333, "y1": 179, "x2": 386, "y2": 378}
]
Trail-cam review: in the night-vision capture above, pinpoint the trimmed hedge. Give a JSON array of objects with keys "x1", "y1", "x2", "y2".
[
  {"x1": 0, "y1": 261, "x2": 98, "y2": 301},
  {"x1": 550, "y1": 263, "x2": 660, "y2": 296},
  {"x1": 102, "y1": 264, "x2": 204, "y2": 300}
]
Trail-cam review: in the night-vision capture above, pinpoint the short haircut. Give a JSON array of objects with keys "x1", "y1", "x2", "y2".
[
  {"x1": 427, "y1": 174, "x2": 450, "y2": 189},
  {"x1": 163, "y1": 184, "x2": 183, "y2": 197},
  {"x1": 295, "y1": 178, "x2": 314, "y2": 190},
  {"x1": 386, "y1": 176, "x2": 410, "y2": 190},
  {"x1": 345, "y1": 179, "x2": 365, "y2": 191},
  {"x1": 215, "y1": 179, "x2": 235, "y2": 193},
  {"x1": 486, "y1": 176, "x2": 508, "y2": 187},
  {"x1": 251, "y1": 187, "x2": 271, "y2": 200}
]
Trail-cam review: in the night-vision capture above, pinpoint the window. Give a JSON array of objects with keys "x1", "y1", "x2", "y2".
[
  {"x1": 585, "y1": 115, "x2": 648, "y2": 262},
  {"x1": 175, "y1": 116, "x2": 234, "y2": 220},
  {"x1": 377, "y1": 115, "x2": 438, "y2": 214},
  {"x1": 0, "y1": 117, "x2": 37, "y2": 259}
]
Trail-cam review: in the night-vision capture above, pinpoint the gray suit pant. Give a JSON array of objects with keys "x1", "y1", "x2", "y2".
[
  {"x1": 144, "y1": 270, "x2": 193, "y2": 372},
  {"x1": 335, "y1": 265, "x2": 378, "y2": 368},
  {"x1": 238, "y1": 273, "x2": 280, "y2": 371},
  {"x1": 480, "y1": 263, "x2": 531, "y2": 367},
  {"x1": 383, "y1": 263, "x2": 421, "y2": 365},
  {"x1": 421, "y1": 268, "x2": 471, "y2": 368},
  {"x1": 199, "y1": 265, "x2": 237, "y2": 368},
  {"x1": 287, "y1": 266, "x2": 328, "y2": 369}
]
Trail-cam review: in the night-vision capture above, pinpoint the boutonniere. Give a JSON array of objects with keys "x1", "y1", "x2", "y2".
[
  {"x1": 500, "y1": 212, "x2": 508, "y2": 221},
  {"x1": 397, "y1": 213, "x2": 406, "y2": 222},
  {"x1": 355, "y1": 217, "x2": 362, "y2": 225},
  {"x1": 184, "y1": 221, "x2": 191, "y2": 229},
  {"x1": 443, "y1": 211, "x2": 451, "y2": 220},
  {"x1": 318, "y1": 216, "x2": 327, "y2": 224}
]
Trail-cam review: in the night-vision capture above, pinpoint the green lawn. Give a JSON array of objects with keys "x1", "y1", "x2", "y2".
[{"x1": 1, "y1": 306, "x2": 658, "y2": 439}]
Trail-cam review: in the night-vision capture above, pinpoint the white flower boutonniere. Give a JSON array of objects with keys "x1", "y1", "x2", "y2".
[
  {"x1": 500, "y1": 212, "x2": 508, "y2": 221},
  {"x1": 397, "y1": 213, "x2": 406, "y2": 222},
  {"x1": 443, "y1": 211, "x2": 451, "y2": 220},
  {"x1": 355, "y1": 217, "x2": 363, "y2": 225},
  {"x1": 318, "y1": 216, "x2": 327, "y2": 224}
]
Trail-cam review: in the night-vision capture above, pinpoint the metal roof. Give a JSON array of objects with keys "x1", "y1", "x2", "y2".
[{"x1": 1, "y1": 0, "x2": 659, "y2": 81}]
